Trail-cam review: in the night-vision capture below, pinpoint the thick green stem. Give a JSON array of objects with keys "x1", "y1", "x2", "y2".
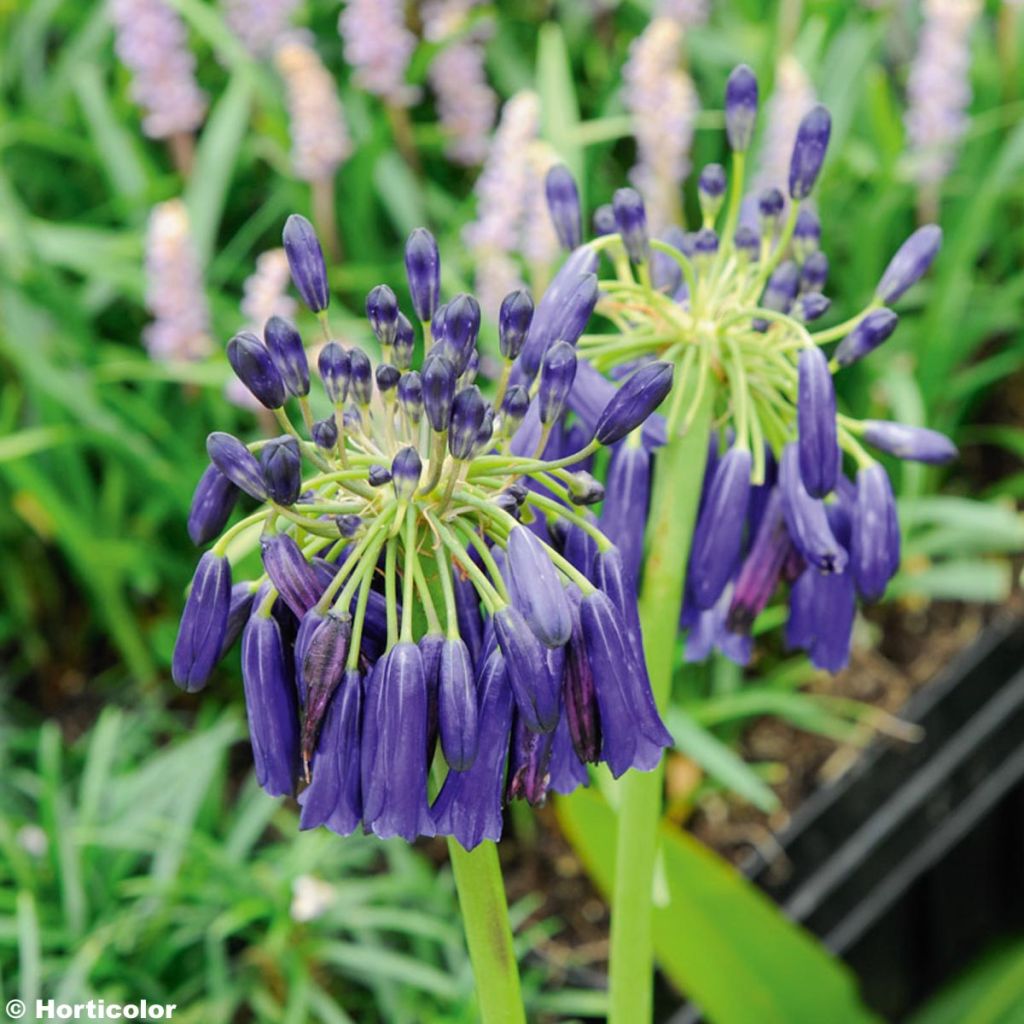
[
  {"x1": 607, "y1": 380, "x2": 716, "y2": 1024},
  {"x1": 447, "y1": 839, "x2": 526, "y2": 1024}
]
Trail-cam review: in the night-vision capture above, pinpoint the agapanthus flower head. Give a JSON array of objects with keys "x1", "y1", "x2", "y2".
[
  {"x1": 174, "y1": 214, "x2": 674, "y2": 848},
  {"x1": 534, "y1": 63, "x2": 953, "y2": 675},
  {"x1": 109, "y1": 0, "x2": 207, "y2": 140}
]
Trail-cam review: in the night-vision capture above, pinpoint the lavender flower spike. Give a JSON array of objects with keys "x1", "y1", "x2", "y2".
[
  {"x1": 580, "y1": 590, "x2": 672, "y2": 777},
  {"x1": 595, "y1": 362, "x2": 674, "y2": 446},
  {"x1": 797, "y1": 346, "x2": 840, "y2": 497},
  {"x1": 241, "y1": 611, "x2": 301, "y2": 797},
  {"x1": 725, "y1": 64, "x2": 759, "y2": 152},
  {"x1": 405, "y1": 228, "x2": 440, "y2": 322},
  {"x1": 788, "y1": 105, "x2": 832, "y2": 201},
  {"x1": 851, "y1": 463, "x2": 900, "y2": 602},
  {"x1": 689, "y1": 447, "x2": 753, "y2": 609},
  {"x1": 833, "y1": 309, "x2": 899, "y2": 368},
  {"x1": 188, "y1": 465, "x2": 238, "y2": 546},
  {"x1": 282, "y1": 214, "x2": 329, "y2": 314},
  {"x1": 875, "y1": 225, "x2": 943, "y2": 304},
  {"x1": 172, "y1": 551, "x2": 232, "y2": 692},
  {"x1": 861, "y1": 421, "x2": 957, "y2": 464},
  {"x1": 545, "y1": 164, "x2": 583, "y2": 250},
  {"x1": 207, "y1": 432, "x2": 268, "y2": 502},
  {"x1": 506, "y1": 526, "x2": 573, "y2": 649}
]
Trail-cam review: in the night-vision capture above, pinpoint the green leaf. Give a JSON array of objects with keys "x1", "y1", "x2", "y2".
[
  {"x1": 889, "y1": 561, "x2": 1011, "y2": 603},
  {"x1": 665, "y1": 708, "x2": 780, "y2": 813},
  {"x1": 557, "y1": 787, "x2": 876, "y2": 1024}
]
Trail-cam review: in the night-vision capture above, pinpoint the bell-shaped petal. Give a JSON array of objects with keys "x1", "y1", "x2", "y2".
[
  {"x1": 505, "y1": 526, "x2": 572, "y2": 648},
  {"x1": 438, "y1": 638, "x2": 479, "y2": 771},
  {"x1": 797, "y1": 346, "x2": 840, "y2": 497},
  {"x1": 172, "y1": 551, "x2": 232, "y2": 692}
]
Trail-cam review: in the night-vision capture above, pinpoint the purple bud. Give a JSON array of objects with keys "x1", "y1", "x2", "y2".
[
  {"x1": 282, "y1": 214, "x2": 329, "y2": 314},
  {"x1": 758, "y1": 187, "x2": 784, "y2": 223},
  {"x1": 851, "y1": 463, "x2": 900, "y2": 601},
  {"x1": 517, "y1": 248, "x2": 599, "y2": 379},
  {"x1": 298, "y1": 669, "x2": 362, "y2": 835},
  {"x1": 300, "y1": 612, "x2": 351, "y2": 762},
  {"x1": 206, "y1": 432, "x2": 268, "y2": 502},
  {"x1": 587, "y1": 206, "x2": 613, "y2": 238},
  {"x1": 431, "y1": 646, "x2": 514, "y2": 850},
  {"x1": 362, "y1": 642, "x2": 435, "y2": 841},
  {"x1": 779, "y1": 443, "x2": 848, "y2": 574},
  {"x1": 443, "y1": 293, "x2": 481, "y2": 374},
  {"x1": 595, "y1": 361, "x2": 674, "y2": 446},
  {"x1": 260, "y1": 533, "x2": 322, "y2": 616},
  {"x1": 498, "y1": 386, "x2": 529, "y2": 437},
  {"x1": 797, "y1": 346, "x2": 840, "y2": 497},
  {"x1": 538, "y1": 341, "x2": 578, "y2": 425},
  {"x1": 793, "y1": 208, "x2": 821, "y2": 258},
  {"x1": 438, "y1": 638, "x2": 479, "y2": 771},
  {"x1": 796, "y1": 292, "x2": 831, "y2": 323},
  {"x1": 690, "y1": 447, "x2": 753, "y2": 609},
  {"x1": 875, "y1": 225, "x2": 942, "y2": 304},
  {"x1": 172, "y1": 551, "x2": 232, "y2": 692},
  {"x1": 335, "y1": 514, "x2": 361, "y2": 537},
  {"x1": 422, "y1": 353, "x2": 457, "y2": 431},
  {"x1": 725, "y1": 64, "x2": 758, "y2": 151},
  {"x1": 506, "y1": 526, "x2": 573, "y2": 649},
  {"x1": 240, "y1": 611, "x2": 300, "y2": 796},
  {"x1": 367, "y1": 464, "x2": 392, "y2": 487},
  {"x1": 393, "y1": 313, "x2": 415, "y2": 369},
  {"x1": 694, "y1": 227, "x2": 719, "y2": 257},
  {"x1": 419, "y1": 632, "x2": 444, "y2": 758},
  {"x1": 734, "y1": 225, "x2": 760, "y2": 260},
  {"x1": 220, "y1": 583, "x2": 255, "y2": 659},
  {"x1": 264, "y1": 316, "x2": 310, "y2": 398},
  {"x1": 861, "y1": 420, "x2": 957, "y2": 464},
  {"x1": 405, "y1": 228, "x2": 440, "y2": 322},
  {"x1": 801, "y1": 250, "x2": 829, "y2": 292},
  {"x1": 347, "y1": 348, "x2": 372, "y2": 406},
  {"x1": 187, "y1": 464, "x2": 239, "y2": 546},
  {"x1": 727, "y1": 490, "x2": 791, "y2": 632},
  {"x1": 613, "y1": 187, "x2": 649, "y2": 264},
  {"x1": 788, "y1": 105, "x2": 831, "y2": 200},
  {"x1": 317, "y1": 342, "x2": 350, "y2": 404},
  {"x1": 448, "y1": 386, "x2": 486, "y2": 460},
  {"x1": 453, "y1": 571, "x2": 484, "y2": 666},
  {"x1": 430, "y1": 302, "x2": 448, "y2": 346},
  {"x1": 260, "y1": 436, "x2": 302, "y2": 506},
  {"x1": 493, "y1": 605, "x2": 560, "y2": 733},
  {"x1": 391, "y1": 445, "x2": 422, "y2": 499},
  {"x1": 474, "y1": 406, "x2": 494, "y2": 455},
  {"x1": 564, "y1": 588, "x2": 600, "y2": 763},
  {"x1": 786, "y1": 567, "x2": 856, "y2": 673},
  {"x1": 312, "y1": 417, "x2": 338, "y2": 450},
  {"x1": 396, "y1": 370, "x2": 423, "y2": 426},
  {"x1": 580, "y1": 590, "x2": 672, "y2": 777},
  {"x1": 698, "y1": 163, "x2": 727, "y2": 220},
  {"x1": 833, "y1": 309, "x2": 899, "y2": 367},
  {"x1": 227, "y1": 331, "x2": 288, "y2": 409},
  {"x1": 365, "y1": 284, "x2": 399, "y2": 349},
  {"x1": 600, "y1": 443, "x2": 650, "y2": 583},
  {"x1": 545, "y1": 164, "x2": 583, "y2": 250},
  {"x1": 498, "y1": 290, "x2": 534, "y2": 361},
  {"x1": 375, "y1": 363, "x2": 400, "y2": 395}
]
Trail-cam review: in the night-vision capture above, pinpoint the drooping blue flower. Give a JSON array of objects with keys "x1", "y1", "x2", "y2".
[
  {"x1": 850, "y1": 463, "x2": 900, "y2": 602},
  {"x1": 797, "y1": 346, "x2": 840, "y2": 498},
  {"x1": 172, "y1": 551, "x2": 232, "y2": 692}
]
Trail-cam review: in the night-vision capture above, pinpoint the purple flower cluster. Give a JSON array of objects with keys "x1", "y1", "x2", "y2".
[
  {"x1": 532, "y1": 63, "x2": 955, "y2": 675},
  {"x1": 173, "y1": 215, "x2": 674, "y2": 848}
]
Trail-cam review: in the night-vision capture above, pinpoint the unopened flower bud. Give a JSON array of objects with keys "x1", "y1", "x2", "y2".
[
  {"x1": 264, "y1": 316, "x2": 310, "y2": 398},
  {"x1": 538, "y1": 341, "x2": 577, "y2": 426},
  {"x1": 207, "y1": 432, "x2": 268, "y2": 501},
  {"x1": 282, "y1": 214, "x2": 329, "y2": 313},
  {"x1": 449, "y1": 385, "x2": 487, "y2": 460},
  {"x1": 188, "y1": 464, "x2": 239, "y2": 546},
  {"x1": 312, "y1": 417, "x2": 338, "y2": 450},
  {"x1": 545, "y1": 164, "x2": 583, "y2": 250},
  {"x1": 318, "y1": 342, "x2": 350, "y2": 404},
  {"x1": 366, "y1": 284, "x2": 399, "y2": 348},
  {"x1": 594, "y1": 361, "x2": 674, "y2": 446},
  {"x1": 348, "y1": 349, "x2": 373, "y2": 406},
  {"x1": 397, "y1": 370, "x2": 423, "y2": 424},
  {"x1": 261, "y1": 436, "x2": 303, "y2": 506},
  {"x1": 875, "y1": 225, "x2": 942, "y2": 304},
  {"x1": 375, "y1": 363, "x2": 400, "y2": 395},
  {"x1": 405, "y1": 227, "x2": 440, "y2": 322},
  {"x1": 725, "y1": 64, "x2": 758, "y2": 152},
  {"x1": 393, "y1": 313, "x2": 415, "y2": 369},
  {"x1": 833, "y1": 309, "x2": 899, "y2": 367},
  {"x1": 698, "y1": 163, "x2": 727, "y2": 220},
  {"x1": 498, "y1": 289, "x2": 534, "y2": 361},
  {"x1": 391, "y1": 445, "x2": 422, "y2": 499},
  {"x1": 592, "y1": 204, "x2": 617, "y2": 236},
  {"x1": 172, "y1": 551, "x2": 232, "y2": 692},
  {"x1": 422, "y1": 352, "x2": 457, "y2": 431},
  {"x1": 861, "y1": 420, "x2": 957, "y2": 464},
  {"x1": 612, "y1": 187, "x2": 650, "y2": 264},
  {"x1": 788, "y1": 105, "x2": 832, "y2": 200},
  {"x1": 227, "y1": 331, "x2": 288, "y2": 409}
]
